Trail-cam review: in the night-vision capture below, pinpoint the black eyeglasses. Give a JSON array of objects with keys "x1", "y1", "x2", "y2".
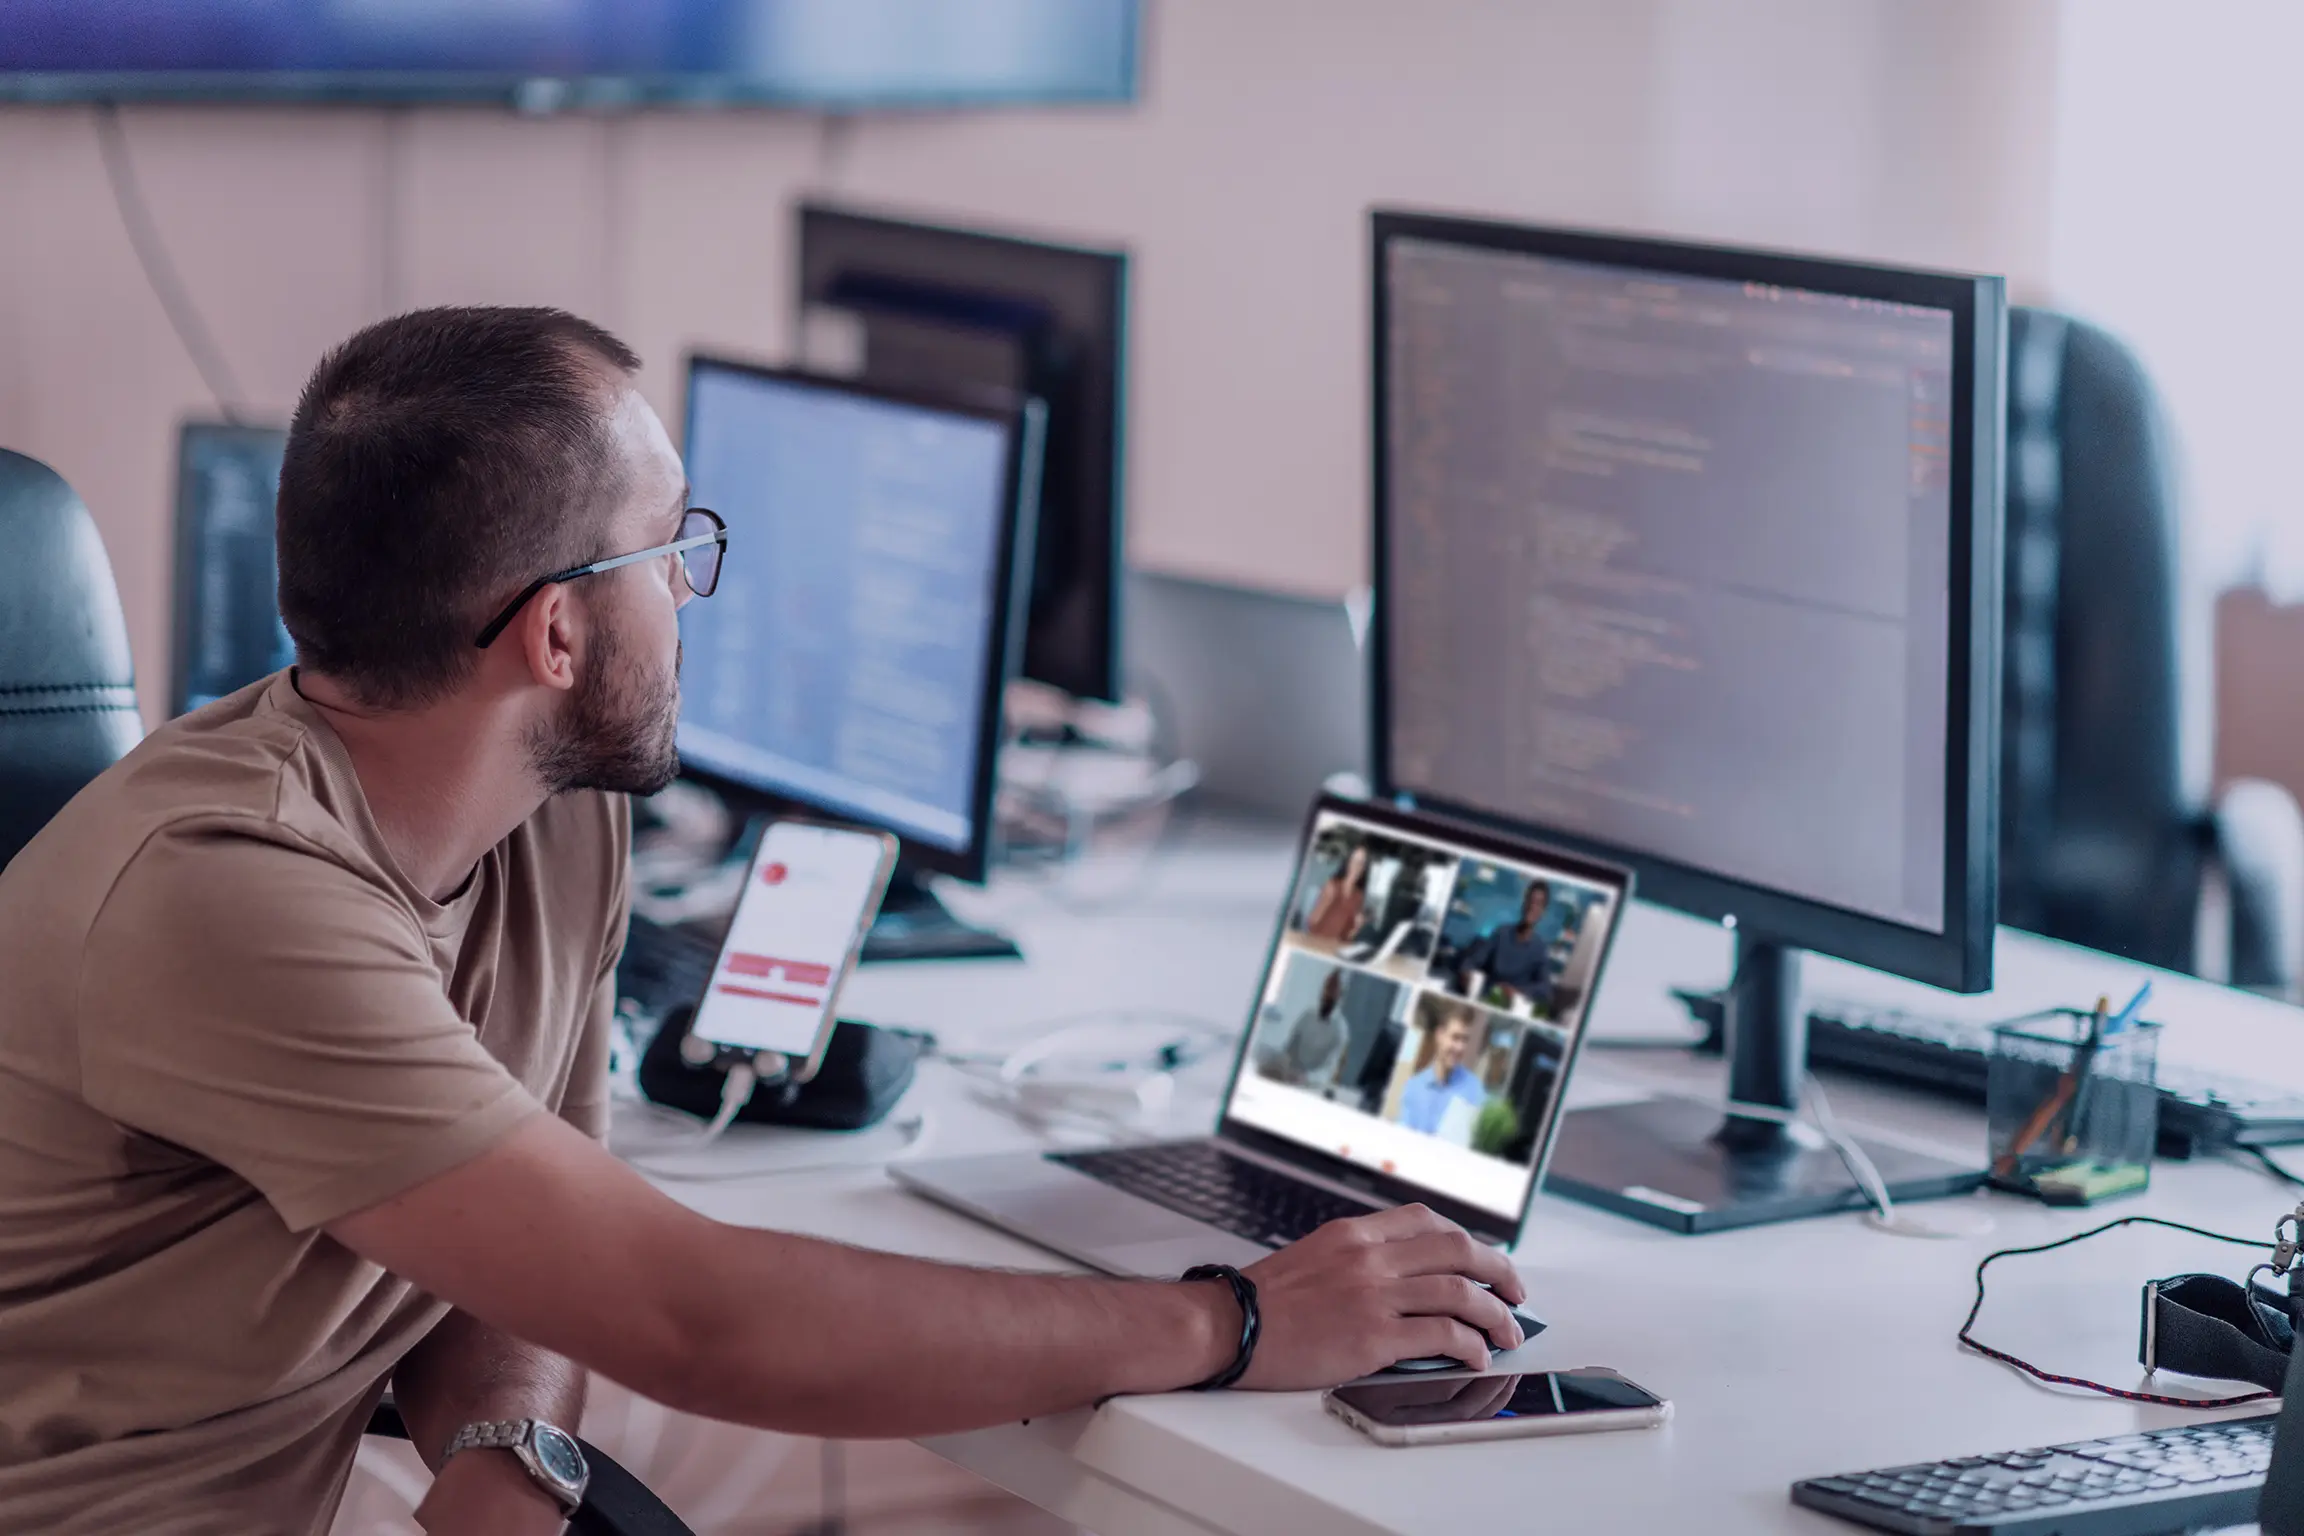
[{"x1": 474, "y1": 508, "x2": 727, "y2": 649}]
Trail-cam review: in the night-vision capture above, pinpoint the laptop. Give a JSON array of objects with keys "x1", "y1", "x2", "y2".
[{"x1": 895, "y1": 792, "x2": 1632, "y2": 1280}]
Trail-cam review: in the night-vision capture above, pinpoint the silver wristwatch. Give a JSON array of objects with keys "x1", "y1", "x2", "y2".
[{"x1": 441, "y1": 1418, "x2": 589, "y2": 1515}]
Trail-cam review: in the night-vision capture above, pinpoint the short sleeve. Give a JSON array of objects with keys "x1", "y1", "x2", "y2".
[
  {"x1": 76, "y1": 824, "x2": 542, "y2": 1232},
  {"x1": 557, "y1": 796, "x2": 630, "y2": 1142},
  {"x1": 557, "y1": 973, "x2": 616, "y2": 1142}
]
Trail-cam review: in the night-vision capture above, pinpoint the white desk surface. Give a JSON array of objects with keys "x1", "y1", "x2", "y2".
[{"x1": 633, "y1": 808, "x2": 2304, "y2": 1536}]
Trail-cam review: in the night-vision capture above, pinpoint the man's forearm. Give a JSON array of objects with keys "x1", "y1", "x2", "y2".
[
  {"x1": 643, "y1": 1230, "x2": 1235, "y2": 1438},
  {"x1": 393, "y1": 1308, "x2": 587, "y2": 1467},
  {"x1": 394, "y1": 1310, "x2": 588, "y2": 1534}
]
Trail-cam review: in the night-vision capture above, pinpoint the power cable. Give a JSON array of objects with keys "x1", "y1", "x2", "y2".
[{"x1": 93, "y1": 103, "x2": 250, "y2": 423}]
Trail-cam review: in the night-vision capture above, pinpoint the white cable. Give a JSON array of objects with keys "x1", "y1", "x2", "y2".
[
  {"x1": 935, "y1": 1008, "x2": 1235, "y2": 1142},
  {"x1": 627, "y1": 1111, "x2": 936, "y2": 1185},
  {"x1": 603, "y1": 1059, "x2": 756, "y2": 1171},
  {"x1": 1720, "y1": 1078, "x2": 1993, "y2": 1241},
  {"x1": 1804, "y1": 1074, "x2": 1994, "y2": 1239},
  {"x1": 610, "y1": 1050, "x2": 937, "y2": 1183},
  {"x1": 937, "y1": 1008, "x2": 1235, "y2": 1077},
  {"x1": 696, "y1": 1061, "x2": 757, "y2": 1147}
]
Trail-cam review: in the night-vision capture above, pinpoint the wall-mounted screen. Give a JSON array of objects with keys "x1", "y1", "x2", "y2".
[{"x1": 0, "y1": 0, "x2": 1138, "y2": 108}]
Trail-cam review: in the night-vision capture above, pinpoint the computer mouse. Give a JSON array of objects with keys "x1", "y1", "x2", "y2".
[{"x1": 1383, "y1": 1306, "x2": 1546, "y2": 1373}]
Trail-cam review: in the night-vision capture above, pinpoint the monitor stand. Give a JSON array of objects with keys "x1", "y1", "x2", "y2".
[
  {"x1": 860, "y1": 865, "x2": 1022, "y2": 965},
  {"x1": 1543, "y1": 935, "x2": 1984, "y2": 1234}
]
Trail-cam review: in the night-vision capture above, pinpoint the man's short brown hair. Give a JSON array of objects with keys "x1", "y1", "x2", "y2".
[{"x1": 276, "y1": 306, "x2": 642, "y2": 707}]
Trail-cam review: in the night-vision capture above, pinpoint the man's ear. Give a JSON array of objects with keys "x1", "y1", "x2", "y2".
[{"x1": 516, "y1": 584, "x2": 581, "y2": 694}]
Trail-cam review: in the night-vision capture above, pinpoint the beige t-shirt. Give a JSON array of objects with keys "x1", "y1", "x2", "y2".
[{"x1": 0, "y1": 672, "x2": 628, "y2": 1535}]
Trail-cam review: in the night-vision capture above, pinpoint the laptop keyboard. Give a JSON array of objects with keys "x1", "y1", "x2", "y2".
[
  {"x1": 1791, "y1": 1414, "x2": 2278, "y2": 1534},
  {"x1": 1051, "y1": 1142, "x2": 1379, "y2": 1248}
]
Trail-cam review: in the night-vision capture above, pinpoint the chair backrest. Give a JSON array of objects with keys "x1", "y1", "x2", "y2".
[
  {"x1": 0, "y1": 450, "x2": 142, "y2": 871},
  {"x1": 1999, "y1": 308, "x2": 2203, "y2": 970}
]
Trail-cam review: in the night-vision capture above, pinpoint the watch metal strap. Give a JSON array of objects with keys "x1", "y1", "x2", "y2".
[{"x1": 444, "y1": 1417, "x2": 533, "y2": 1459}]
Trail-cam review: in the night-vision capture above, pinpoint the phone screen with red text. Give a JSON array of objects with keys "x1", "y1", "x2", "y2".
[{"x1": 688, "y1": 821, "x2": 896, "y2": 1071}]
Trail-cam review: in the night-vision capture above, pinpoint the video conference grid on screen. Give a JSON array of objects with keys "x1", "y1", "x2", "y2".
[{"x1": 1226, "y1": 811, "x2": 1621, "y2": 1219}]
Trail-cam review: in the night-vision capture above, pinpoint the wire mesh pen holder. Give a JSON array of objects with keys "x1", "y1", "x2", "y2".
[{"x1": 1986, "y1": 1009, "x2": 2160, "y2": 1206}]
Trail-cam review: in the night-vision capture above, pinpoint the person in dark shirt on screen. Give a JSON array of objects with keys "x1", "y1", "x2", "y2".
[{"x1": 1454, "y1": 880, "x2": 1566, "y2": 1012}]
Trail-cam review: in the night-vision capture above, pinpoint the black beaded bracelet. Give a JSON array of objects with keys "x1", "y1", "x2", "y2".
[{"x1": 1180, "y1": 1263, "x2": 1260, "y2": 1391}]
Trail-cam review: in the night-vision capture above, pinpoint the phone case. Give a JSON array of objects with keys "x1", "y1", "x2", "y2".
[{"x1": 1323, "y1": 1372, "x2": 1671, "y2": 1447}]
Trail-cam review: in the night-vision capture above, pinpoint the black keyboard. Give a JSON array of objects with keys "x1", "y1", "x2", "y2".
[
  {"x1": 1797, "y1": 999, "x2": 2304, "y2": 1158},
  {"x1": 1793, "y1": 1415, "x2": 2277, "y2": 1534},
  {"x1": 1051, "y1": 1141, "x2": 1379, "y2": 1248},
  {"x1": 617, "y1": 913, "x2": 724, "y2": 1017}
]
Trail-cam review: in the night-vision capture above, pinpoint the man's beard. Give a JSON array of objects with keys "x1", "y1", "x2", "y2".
[{"x1": 528, "y1": 628, "x2": 682, "y2": 797}]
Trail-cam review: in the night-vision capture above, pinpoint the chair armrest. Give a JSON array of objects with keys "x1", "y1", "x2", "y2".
[
  {"x1": 364, "y1": 1402, "x2": 697, "y2": 1536},
  {"x1": 2209, "y1": 776, "x2": 2304, "y2": 997}
]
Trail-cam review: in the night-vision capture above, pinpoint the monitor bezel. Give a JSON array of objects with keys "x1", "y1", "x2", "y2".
[
  {"x1": 1367, "y1": 209, "x2": 2004, "y2": 995},
  {"x1": 1214, "y1": 790, "x2": 1635, "y2": 1248},
  {"x1": 676, "y1": 353, "x2": 1043, "y2": 885},
  {"x1": 169, "y1": 418, "x2": 289, "y2": 720},
  {"x1": 796, "y1": 201, "x2": 1129, "y2": 703}
]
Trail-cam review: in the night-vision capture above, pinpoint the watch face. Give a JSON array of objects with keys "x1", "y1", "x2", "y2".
[{"x1": 531, "y1": 1425, "x2": 586, "y2": 1487}]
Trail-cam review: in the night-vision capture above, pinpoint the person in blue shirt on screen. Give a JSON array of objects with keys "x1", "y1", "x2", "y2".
[{"x1": 1397, "y1": 1006, "x2": 1490, "y2": 1135}]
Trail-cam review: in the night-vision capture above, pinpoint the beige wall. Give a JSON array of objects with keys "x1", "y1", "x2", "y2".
[{"x1": 0, "y1": 0, "x2": 2059, "y2": 726}]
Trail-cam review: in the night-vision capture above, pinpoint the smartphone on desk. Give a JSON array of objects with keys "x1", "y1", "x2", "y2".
[
  {"x1": 685, "y1": 820, "x2": 897, "y2": 1083},
  {"x1": 1325, "y1": 1368, "x2": 1670, "y2": 1448}
]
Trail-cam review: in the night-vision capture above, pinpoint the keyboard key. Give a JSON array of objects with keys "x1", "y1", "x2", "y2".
[
  {"x1": 1793, "y1": 1413, "x2": 2282, "y2": 1533},
  {"x1": 1053, "y1": 1143, "x2": 1378, "y2": 1247}
]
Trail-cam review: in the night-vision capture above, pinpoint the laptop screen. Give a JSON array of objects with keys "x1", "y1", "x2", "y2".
[{"x1": 1223, "y1": 804, "x2": 1628, "y2": 1223}]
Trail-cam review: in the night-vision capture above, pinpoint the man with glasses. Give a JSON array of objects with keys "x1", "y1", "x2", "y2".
[{"x1": 0, "y1": 307, "x2": 1523, "y2": 1535}]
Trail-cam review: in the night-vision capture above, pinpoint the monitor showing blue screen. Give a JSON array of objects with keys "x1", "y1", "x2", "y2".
[
  {"x1": 679, "y1": 362, "x2": 1025, "y2": 856},
  {"x1": 172, "y1": 422, "x2": 292, "y2": 717},
  {"x1": 0, "y1": 0, "x2": 1137, "y2": 107}
]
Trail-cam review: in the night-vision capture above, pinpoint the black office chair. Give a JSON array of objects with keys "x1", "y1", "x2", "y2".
[
  {"x1": 2000, "y1": 309, "x2": 2303, "y2": 990},
  {"x1": 0, "y1": 448, "x2": 694, "y2": 1534},
  {"x1": 0, "y1": 448, "x2": 142, "y2": 869}
]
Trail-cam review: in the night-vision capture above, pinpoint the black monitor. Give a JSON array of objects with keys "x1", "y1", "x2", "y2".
[
  {"x1": 171, "y1": 421, "x2": 291, "y2": 717},
  {"x1": 679, "y1": 355, "x2": 1046, "y2": 961},
  {"x1": 1370, "y1": 211, "x2": 2005, "y2": 1233},
  {"x1": 796, "y1": 203, "x2": 1126, "y2": 702}
]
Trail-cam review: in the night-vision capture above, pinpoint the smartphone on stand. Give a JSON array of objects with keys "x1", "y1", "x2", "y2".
[
  {"x1": 1325, "y1": 1368, "x2": 1670, "y2": 1448},
  {"x1": 685, "y1": 820, "x2": 898, "y2": 1083}
]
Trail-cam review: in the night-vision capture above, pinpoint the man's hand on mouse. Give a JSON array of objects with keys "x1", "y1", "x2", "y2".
[{"x1": 1230, "y1": 1203, "x2": 1527, "y2": 1390}]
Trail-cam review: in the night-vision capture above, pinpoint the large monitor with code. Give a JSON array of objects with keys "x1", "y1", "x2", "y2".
[{"x1": 1370, "y1": 211, "x2": 2005, "y2": 1232}]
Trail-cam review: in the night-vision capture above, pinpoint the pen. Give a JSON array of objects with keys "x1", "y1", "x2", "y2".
[
  {"x1": 2054, "y1": 995, "x2": 2110, "y2": 1157},
  {"x1": 2063, "y1": 981, "x2": 2149, "y2": 1158}
]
